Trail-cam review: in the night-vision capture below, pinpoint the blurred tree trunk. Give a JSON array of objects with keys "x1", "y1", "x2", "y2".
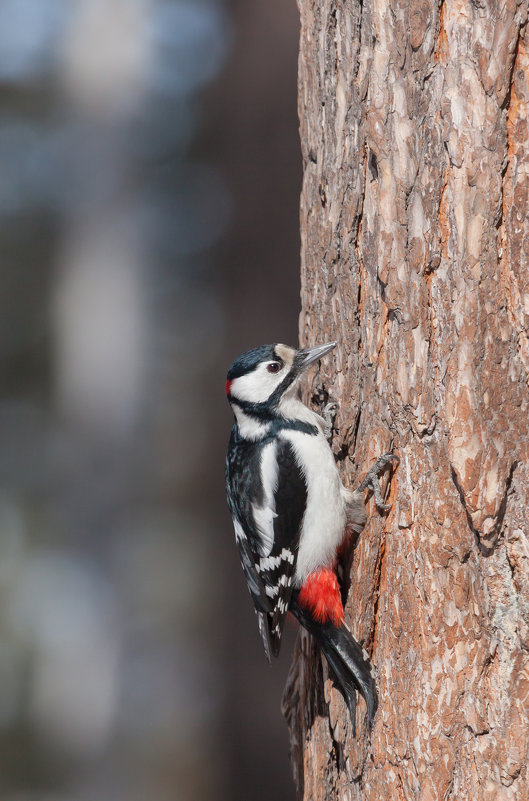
[{"x1": 283, "y1": 0, "x2": 529, "y2": 798}]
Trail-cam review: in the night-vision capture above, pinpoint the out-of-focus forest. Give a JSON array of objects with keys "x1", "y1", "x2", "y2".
[{"x1": 0, "y1": 1, "x2": 301, "y2": 799}]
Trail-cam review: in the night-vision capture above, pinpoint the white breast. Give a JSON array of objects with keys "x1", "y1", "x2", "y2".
[{"x1": 280, "y1": 427, "x2": 347, "y2": 584}]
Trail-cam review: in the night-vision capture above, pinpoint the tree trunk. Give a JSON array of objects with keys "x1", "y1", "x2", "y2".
[{"x1": 282, "y1": 0, "x2": 529, "y2": 798}]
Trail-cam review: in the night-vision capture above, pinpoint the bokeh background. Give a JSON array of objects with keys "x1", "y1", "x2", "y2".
[{"x1": 0, "y1": 1, "x2": 301, "y2": 799}]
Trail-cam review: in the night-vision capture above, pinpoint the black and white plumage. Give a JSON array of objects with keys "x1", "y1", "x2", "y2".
[
  {"x1": 225, "y1": 341, "x2": 397, "y2": 731},
  {"x1": 227, "y1": 429, "x2": 306, "y2": 658}
]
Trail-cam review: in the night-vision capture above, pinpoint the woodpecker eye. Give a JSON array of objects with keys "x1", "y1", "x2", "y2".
[{"x1": 267, "y1": 362, "x2": 281, "y2": 373}]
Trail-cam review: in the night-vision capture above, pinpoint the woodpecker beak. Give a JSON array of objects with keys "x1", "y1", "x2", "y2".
[{"x1": 296, "y1": 341, "x2": 337, "y2": 370}]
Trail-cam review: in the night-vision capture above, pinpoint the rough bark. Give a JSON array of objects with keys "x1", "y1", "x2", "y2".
[{"x1": 283, "y1": 0, "x2": 529, "y2": 798}]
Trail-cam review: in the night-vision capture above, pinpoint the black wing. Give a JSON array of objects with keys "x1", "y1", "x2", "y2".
[
  {"x1": 226, "y1": 427, "x2": 307, "y2": 659},
  {"x1": 226, "y1": 428, "x2": 273, "y2": 631},
  {"x1": 226, "y1": 427, "x2": 272, "y2": 557},
  {"x1": 262, "y1": 437, "x2": 307, "y2": 657}
]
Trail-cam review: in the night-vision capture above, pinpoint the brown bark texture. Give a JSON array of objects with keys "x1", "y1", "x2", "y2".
[{"x1": 282, "y1": 0, "x2": 529, "y2": 798}]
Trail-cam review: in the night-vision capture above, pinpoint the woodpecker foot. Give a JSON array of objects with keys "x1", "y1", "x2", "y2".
[
  {"x1": 322, "y1": 401, "x2": 338, "y2": 441},
  {"x1": 358, "y1": 453, "x2": 399, "y2": 512}
]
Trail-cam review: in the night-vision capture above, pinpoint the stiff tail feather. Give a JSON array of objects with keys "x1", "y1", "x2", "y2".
[{"x1": 291, "y1": 598, "x2": 378, "y2": 735}]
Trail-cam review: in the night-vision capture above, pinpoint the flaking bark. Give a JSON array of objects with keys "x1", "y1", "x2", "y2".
[{"x1": 282, "y1": 0, "x2": 529, "y2": 798}]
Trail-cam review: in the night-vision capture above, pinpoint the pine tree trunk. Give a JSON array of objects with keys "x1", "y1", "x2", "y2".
[{"x1": 282, "y1": 0, "x2": 529, "y2": 798}]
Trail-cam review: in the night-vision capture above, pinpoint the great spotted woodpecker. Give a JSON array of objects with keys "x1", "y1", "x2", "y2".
[{"x1": 225, "y1": 341, "x2": 397, "y2": 731}]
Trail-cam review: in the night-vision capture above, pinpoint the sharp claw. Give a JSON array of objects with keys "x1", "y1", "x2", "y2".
[
  {"x1": 358, "y1": 452, "x2": 399, "y2": 512},
  {"x1": 348, "y1": 689, "x2": 357, "y2": 737},
  {"x1": 323, "y1": 401, "x2": 338, "y2": 420},
  {"x1": 322, "y1": 401, "x2": 339, "y2": 440}
]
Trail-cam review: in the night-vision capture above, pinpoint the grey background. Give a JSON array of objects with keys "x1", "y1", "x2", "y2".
[{"x1": 0, "y1": 1, "x2": 301, "y2": 799}]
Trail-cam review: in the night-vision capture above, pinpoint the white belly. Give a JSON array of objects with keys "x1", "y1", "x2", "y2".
[{"x1": 280, "y1": 428, "x2": 347, "y2": 584}]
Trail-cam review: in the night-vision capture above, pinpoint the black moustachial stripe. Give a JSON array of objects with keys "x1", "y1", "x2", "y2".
[{"x1": 230, "y1": 406, "x2": 319, "y2": 437}]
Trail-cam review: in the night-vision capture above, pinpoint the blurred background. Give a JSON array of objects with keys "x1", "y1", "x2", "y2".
[{"x1": 0, "y1": 1, "x2": 301, "y2": 800}]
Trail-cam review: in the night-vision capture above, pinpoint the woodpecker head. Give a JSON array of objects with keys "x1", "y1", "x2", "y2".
[{"x1": 226, "y1": 342, "x2": 336, "y2": 417}]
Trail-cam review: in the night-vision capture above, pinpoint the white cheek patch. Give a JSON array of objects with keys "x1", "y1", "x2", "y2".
[{"x1": 230, "y1": 362, "x2": 289, "y2": 404}]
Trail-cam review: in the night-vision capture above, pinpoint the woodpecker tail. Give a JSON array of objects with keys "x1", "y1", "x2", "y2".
[{"x1": 291, "y1": 598, "x2": 378, "y2": 735}]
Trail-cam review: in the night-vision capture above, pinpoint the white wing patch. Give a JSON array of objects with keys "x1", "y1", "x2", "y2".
[{"x1": 251, "y1": 440, "x2": 279, "y2": 556}]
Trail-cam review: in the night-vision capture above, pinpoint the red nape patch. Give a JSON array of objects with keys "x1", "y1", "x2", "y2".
[
  {"x1": 298, "y1": 569, "x2": 344, "y2": 625},
  {"x1": 225, "y1": 379, "x2": 232, "y2": 396}
]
